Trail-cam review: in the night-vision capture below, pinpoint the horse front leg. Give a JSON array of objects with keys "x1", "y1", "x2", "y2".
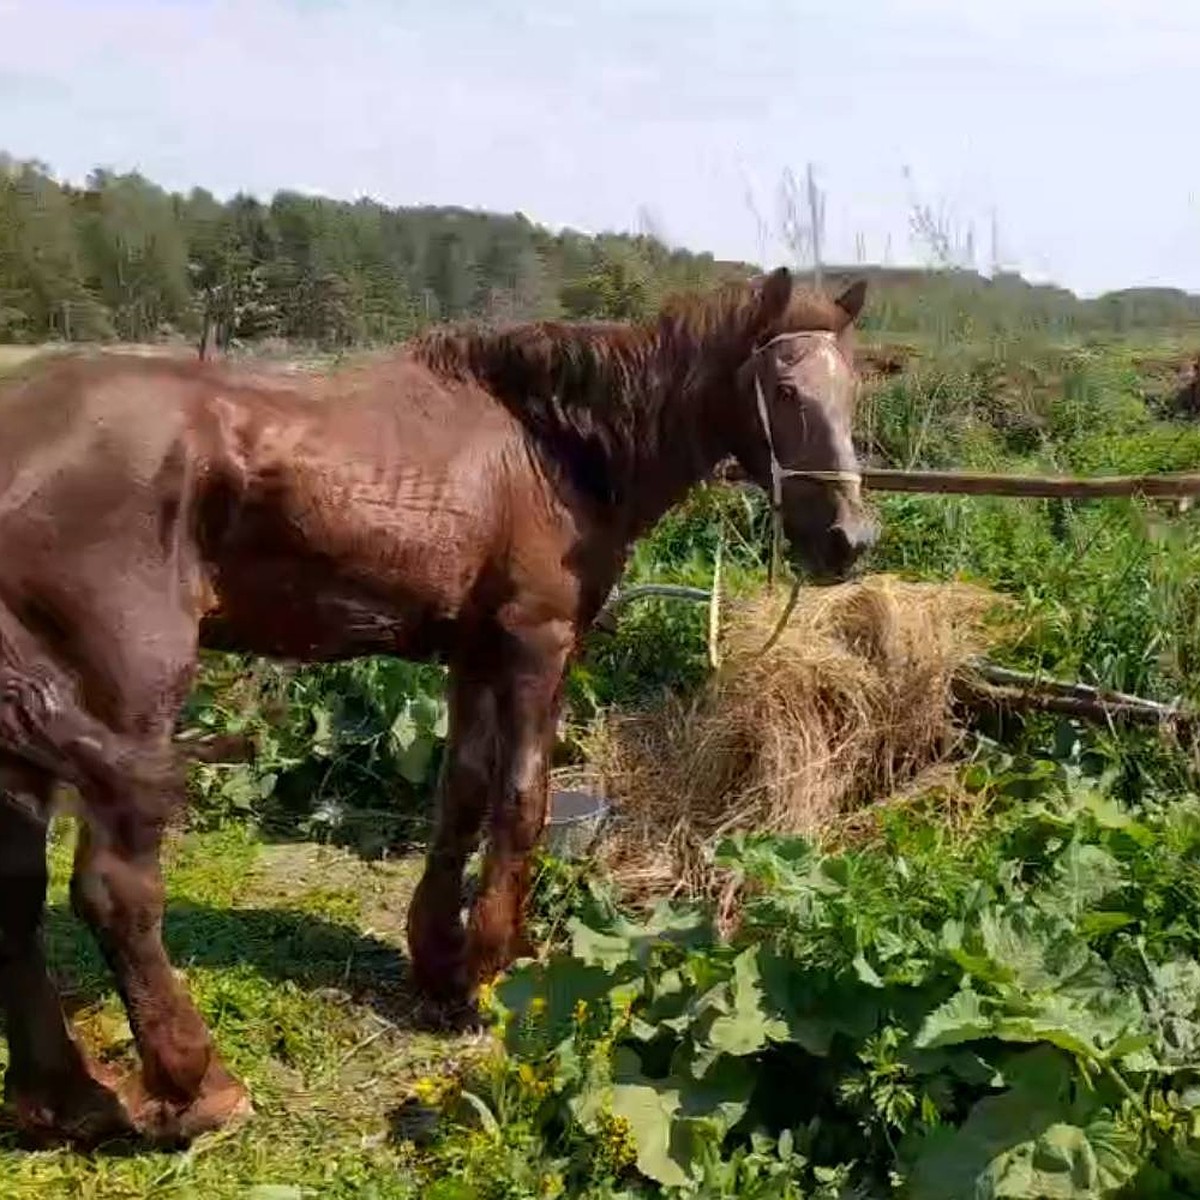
[
  {"x1": 62, "y1": 610, "x2": 249, "y2": 1144},
  {"x1": 466, "y1": 621, "x2": 572, "y2": 991},
  {"x1": 407, "y1": 668, "x2": 499, "y2": 1011}
]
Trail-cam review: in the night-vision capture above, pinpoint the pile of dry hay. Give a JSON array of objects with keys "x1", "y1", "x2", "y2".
[{"x1": 583, "y1": 574, "x2": 1005, "y2": 907}]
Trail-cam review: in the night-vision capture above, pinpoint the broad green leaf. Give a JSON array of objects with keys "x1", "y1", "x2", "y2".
[
  {"x1": 395, "y1": 733, "x2": 435, "y2": 784},
  {"x1": 991, "y1": 1005, "x2": 1103, "y2": 1060},
  {"x1": 1077, "y1": 911, "x2": 1135, "y2": 937},
  {"x1": 1035, "y1": 843, "x2": 1125, "y2": 921},
  {"x1": 918, "y1": 986, "x2": 1137, "y2": 1062},
  {"x1": 389, "y1": 704, "x2": 419, "y2": 753},
  {"x1": 411, "y1": 691, "x2": 446, "y2": 735},
  {"x1": 568, "y1": 906, "x2": 712, "y2": 971},
  {"x1": 909, "y1": 1047, "x2": 1139, "y2": 1199},
  {"x1": 1075, "y1": 789, "x2": 1154, "y2": 844},
  {"x1": 979, "y1": 909, "x2": 1088, "y2": 992},
  {"x1": 1140, "y1": 958, "x2": 1200, "y2": 1070},
  {"x1": 696, "y1": 947, "x2": 789, "y2": 1067},
  {"x1": 853, "y1": 951, "x2": 886, "y2": 989},
  {"x1": 907, "y1": 1045, "x2": 1007, "y2": 1088},
  {"x1": 916, "y1": 989, "x2": 994, "y2": 1050},
  {"x1": 754, "y1": 953, "x2": 879, "y2": 1054},
  {"x1": 569, "y1": 922, "x2": 637, "y2": 971},
  {"x1": 677, "y1": 1053, "x2": 754, "y2": 1132},
  {"x1": 608, "y1": 1063, "x2": 686, "y2": 1186},
  {"x1": 495, "y1": 956, "x2": 631, "y2": 1056}
]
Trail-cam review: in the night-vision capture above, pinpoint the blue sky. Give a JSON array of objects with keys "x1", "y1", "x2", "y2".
[{"x1": 2, "y1": 0, "x2": 1197, "y2": 296}]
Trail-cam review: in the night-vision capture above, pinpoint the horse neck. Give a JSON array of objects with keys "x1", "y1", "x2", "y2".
[{"x1": 618, "y1": 344, "x2": 739, "y2": 539}]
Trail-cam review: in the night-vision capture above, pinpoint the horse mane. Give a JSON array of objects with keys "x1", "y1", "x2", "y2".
[{"x1": 408, "y1": 277, "x2": 847, "y2": 505}]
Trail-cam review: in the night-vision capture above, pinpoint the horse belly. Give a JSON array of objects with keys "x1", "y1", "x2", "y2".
[{"x1": 199, "y1": 558, "x2": 456, "y2": 663}]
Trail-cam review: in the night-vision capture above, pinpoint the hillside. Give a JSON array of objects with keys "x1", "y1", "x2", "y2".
[{"x1": 803, "y1": 265, "x2": 1200, "y2": 336}]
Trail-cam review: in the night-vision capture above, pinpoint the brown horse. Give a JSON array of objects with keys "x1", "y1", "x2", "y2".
[{"x1": 0, "y1": 266, "x2": 875, "y2": 1146}]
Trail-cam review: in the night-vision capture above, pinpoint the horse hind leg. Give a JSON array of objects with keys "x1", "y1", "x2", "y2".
[
  {"x1": 64, "y1": 670, "x2": 251, "y2": 1142},
  {"x1": 0, "y1": 755, "x2": 131, "y2": 1144},
  {"x1": 1, "y1": 600, "x2": 249, "y2": 1144}
]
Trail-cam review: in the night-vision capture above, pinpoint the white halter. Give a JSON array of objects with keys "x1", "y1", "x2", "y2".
[{"x1": 750, "y1": 330, "x2": 862, "y2": 515}]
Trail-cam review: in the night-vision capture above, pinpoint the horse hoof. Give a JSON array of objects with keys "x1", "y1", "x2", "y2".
[
  {"x1": 4, "y1": 1064, "x2": 135, "y2": 1147},
  {"x1": 409, "y1": 989, "x2": 483, "y2": 1034},
  {"x1": 122, "y1": 1070, "x2": 253, "y2": 1147}
]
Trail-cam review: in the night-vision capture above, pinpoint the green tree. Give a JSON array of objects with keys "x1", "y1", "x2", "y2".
[
  {"x1": 0, "y1": 157, "x2": 107, "y2": 341},
  {"x1": 76, "y1": 170, "x2": 192, "y2": 340},
  {"x1": 560, "y1": 240, "x2": 657, "y2": 320}
]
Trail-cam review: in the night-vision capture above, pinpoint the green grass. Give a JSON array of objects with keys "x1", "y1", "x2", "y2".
[{"x1": 0, "y1": 822, "x2": 477, "y2": 1199}]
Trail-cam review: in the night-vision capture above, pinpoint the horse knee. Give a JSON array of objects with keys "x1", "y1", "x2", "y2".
[{"x1": 70, "y1": 836, "x2": 164, "y2": 946}]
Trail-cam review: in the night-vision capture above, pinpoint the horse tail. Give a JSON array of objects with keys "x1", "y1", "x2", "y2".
[{"x1": 0, "y1": 601, "x2": 178, "y2": 797}]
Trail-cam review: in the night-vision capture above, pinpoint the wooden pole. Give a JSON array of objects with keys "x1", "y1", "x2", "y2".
[
  {"x1": 859, "y1": 467, "x2": 1200, "y2": 500},
  {"x1": 713, "y1": 461, "x2": 1200, "y2": 501}
]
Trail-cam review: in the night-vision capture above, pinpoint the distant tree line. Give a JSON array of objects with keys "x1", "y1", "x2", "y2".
[
  {"x1": 2, "y1": 153, "x2": 1198, "y2": 350},
  {"x1": 0, "y1": 154, "x2": 753, "y2": 350}
]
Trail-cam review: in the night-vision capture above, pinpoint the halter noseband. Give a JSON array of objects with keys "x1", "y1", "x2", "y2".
[{"x1": 750, "y1": 330, "x2": 862, "y2": 514}]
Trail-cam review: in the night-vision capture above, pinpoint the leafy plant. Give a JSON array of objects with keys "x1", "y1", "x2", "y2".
[
  {"x1": 182, "y1": 653, "x2": 448, "y2": 855},
  {"x1": 423, "y1": 760, "x2": 1200, "y2": 1198}
]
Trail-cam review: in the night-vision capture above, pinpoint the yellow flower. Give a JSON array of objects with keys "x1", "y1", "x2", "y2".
[
  {"x1": 411, "y1": 1071, "x2": 459, "y2": 1107},
  {"x1": 539, "y1": 1171, "x2": 565, "y2": 1198},
  {"x1": 516, "y1": 1061, "x2": 552, "y2": 1099},
  {"x1": 596, "y1": 1110, "x2": 637, "y2": 1171},
  {"x1": 529, "y1": 996, "x2": 547, "y2": 1017},
  {"x1": 572, "y1": 999, "x2": 588, "y2": 1024}
]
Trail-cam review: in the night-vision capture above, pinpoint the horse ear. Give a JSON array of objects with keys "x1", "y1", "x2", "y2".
[
  {"x1": 757, "y1": 266, "x2": 793, "y2": 325},
  {"x1": 834, "y1": 279, "x2": 868, "y2": 327}
]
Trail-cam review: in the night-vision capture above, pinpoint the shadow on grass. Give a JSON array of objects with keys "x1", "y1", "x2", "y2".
[
  {"x1": 41, "y1": 899, "x2": 445, "y2": 1031},
  {"x1": 0, "y1": 902, "x2": 474, "y2": 1157}
]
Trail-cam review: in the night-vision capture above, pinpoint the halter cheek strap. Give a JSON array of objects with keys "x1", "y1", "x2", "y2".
[{"x1": 750, "y1": 331, "x2": 862, "y2": 517}]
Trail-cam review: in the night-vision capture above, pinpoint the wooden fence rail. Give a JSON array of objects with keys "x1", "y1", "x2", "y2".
[
  {"x1": 715, "y1": 462, "x2": 1200, "y2": 502},
  {"x1": 858, "y1": 468, "x2": 1200, "y2": 500}
]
